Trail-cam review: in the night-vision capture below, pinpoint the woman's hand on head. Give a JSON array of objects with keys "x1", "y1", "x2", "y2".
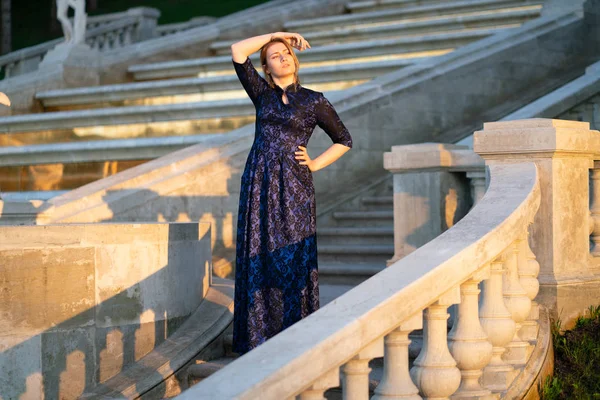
[{"x1": 272, "y1": 32, "x2": 311, "y2": 51}]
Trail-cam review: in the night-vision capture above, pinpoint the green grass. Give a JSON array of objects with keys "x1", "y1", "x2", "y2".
[
  {"x1": 11, "y1": 0, "x2": 270, "y2": 52},
  {"x1": 540, "y1": 305, "x2": 600, "y2": 400}
]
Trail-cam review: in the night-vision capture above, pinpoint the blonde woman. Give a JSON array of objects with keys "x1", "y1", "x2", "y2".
[{"x1": 231, "y1": 32, "x2": 353, "y2": 355}]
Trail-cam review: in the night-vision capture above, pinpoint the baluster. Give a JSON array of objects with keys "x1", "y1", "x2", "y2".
[
  {"x1": 299, "y1": 367, "x2": 339, "y2": 400},
  {"x1": 466, "y1": 170, "x2": 486, "y2": 208},
  {"x1": 123, "y1": 26, "x2": 133, "y2": 46},
  {"x1": 341, "y1": 337, "x2": 383, "y2": 400},
  {"x1": 480, "y1": 256, "x2": 516, "y2": 391},
  {"x1": 448, "y1": 267, "x2": 493, "y2": 398},
  {"x1": 518, "y1": 228, "x2": 540, "y2": 343},
  {"x1": 410, "y1": 287, "x2": 461, "y2": 400},
  {"x1": 589, "y1": 164, "x2": 600, "y2": 255},
  {"x1": 372, "y1": 313, "x2": 422, "y2": 400},
  {"x1": 502, "y1": 241, "x2": 532, "y2": 366},
  {"x1": 4, "y1": 63, "x2": 12, "y2": 79},
  {"x1": 95, "y1": 35, "x2": 105, "y2": 52}
]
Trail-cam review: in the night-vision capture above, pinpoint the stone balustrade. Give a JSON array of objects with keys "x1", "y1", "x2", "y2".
[
  {"x1": 383, "y1": 143, "x2": 485, "y2": 265},
  {"x1": 0, "y1": 7, "x2": 160, "y2": 80},
  {"x1": 175, "y1": 129, "x2": 542, "y2": 398},
  {"x1": 175, "y1": 118, "x2": 600, "y2": 398}
]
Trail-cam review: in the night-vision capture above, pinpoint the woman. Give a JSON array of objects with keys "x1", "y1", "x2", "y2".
[{"x1": 231, "y1": 31, "x2": 353, "y2": 355}]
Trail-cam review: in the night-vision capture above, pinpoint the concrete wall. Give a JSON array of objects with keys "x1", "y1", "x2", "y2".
[{"x1": 0, "y1": 222, "x2": 211, "y2": 399}]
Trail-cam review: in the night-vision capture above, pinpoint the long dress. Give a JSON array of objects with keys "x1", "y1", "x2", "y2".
[{"x1": 232, "y1": 56, "x2": 353, "y2": 355}]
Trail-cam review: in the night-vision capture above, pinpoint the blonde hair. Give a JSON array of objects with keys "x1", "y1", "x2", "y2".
[{"x1": 260, "y1": 38, "x2": 300, "y2": 92}]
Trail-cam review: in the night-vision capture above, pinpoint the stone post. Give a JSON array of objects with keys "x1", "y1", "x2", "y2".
[
  {"x1": 383, "y1": 143, "x2": 483, "y2": 265},
  {"x1": 474, "y1": 118, "x2": 600, "y2": 328}
]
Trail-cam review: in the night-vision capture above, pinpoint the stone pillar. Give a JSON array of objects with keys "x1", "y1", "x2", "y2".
[
  {"x1": 474, "y1": 119, "x2": 600, "y2": 328},
  {"x1": 383, "y1": 144, "x2": 483, "y2": 265}
]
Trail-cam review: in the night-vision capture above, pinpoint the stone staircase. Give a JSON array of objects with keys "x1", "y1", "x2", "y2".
[{"x1": 0, "y1": 0, "x2": 544, "y2": 193}]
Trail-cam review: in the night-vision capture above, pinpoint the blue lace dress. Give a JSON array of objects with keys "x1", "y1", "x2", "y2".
[{"x1": 231, "y1": 56, "x2": 353, "y2": 355}]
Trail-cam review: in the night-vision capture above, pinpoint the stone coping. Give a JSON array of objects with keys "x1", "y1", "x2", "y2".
[
  {"x1": 474, "y1": 119, "x2": 600, "y2": 156},
  {"x1": 284, "y1": 0, "x2": 544, "y2": 32},
  {"x1": 36, "y1": 60, "x2": 403, "y2": 108},
  {"x1": 176, "y1": 162, "x2": 540, "y2": 399},
  {"x1": 80, "y1": 277, "x2": 234, "y2": 399},
  {"x1": 384, "y1": 142, "x2": 484, "y2": 172}
]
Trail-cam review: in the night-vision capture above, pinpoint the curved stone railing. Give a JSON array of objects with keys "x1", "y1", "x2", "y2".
[
  {"x1": 177, "y1": 161, "x2": 542, "y2": 399},
  {"x1": 0, "y1": 7, "x2": 159, "y2": 80}
]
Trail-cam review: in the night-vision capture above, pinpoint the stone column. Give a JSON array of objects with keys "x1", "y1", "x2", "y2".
[
  {"x1": 383, "y1": 144, "x2": 483, "y2": 265},
  {"x1": 474, "y1": 119, "x2": 600, "y2": 329}
]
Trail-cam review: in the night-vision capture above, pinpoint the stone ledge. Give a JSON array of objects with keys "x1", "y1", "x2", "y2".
[{"x1": 80, "y1": 278, "x2": 234, "y2": 399}]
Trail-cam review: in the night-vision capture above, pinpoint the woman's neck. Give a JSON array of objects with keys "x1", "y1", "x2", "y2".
[{"x1": 272, "y1": 75, "x2": 296, "y2": 91}]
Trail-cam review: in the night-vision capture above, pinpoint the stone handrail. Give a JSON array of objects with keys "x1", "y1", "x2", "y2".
[
  {"x1": 177, "y1": 161, "x2": 541, "y2": 399},
  {"x1": 0, "y1": 7, "x2": 159, "y2": 79}
]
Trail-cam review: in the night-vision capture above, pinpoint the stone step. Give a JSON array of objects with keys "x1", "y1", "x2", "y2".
[
  {"x1": 211, "y1": 26, "x2": 506, "y2": 56},
  {"x1": 330, "y1": 210, "x2": 394, "y2": 227},
  {"x1": 347, "y1": 0, "x2": 459, "y2": 13},
  {"x1": 285, "y1": 0, "x2": 543, "y2": 32},
  {"x1": 0, "y1": 98, "x2": 257, "y2": 135},
  {"x1": 318, "y1": 244, "x2": 393, "y2": 263},
  {"x1": 318, "y1": 226, "x2": 394, "y2": 245},
  {"x1": 292, "y1": 8, "x2": 541, "y2": 47},
  {"x1": 359, "y1": 195, "x2": 394, "y2": 211},
  {"x1": 36, "y1": 58, "x2": 418, "y2": 110},
  {"x1": 128, "y1": 51, "x2": 436, "y2": 82},
  {"x1": 361, "y1": 195, "x2": 394, "y2": 206},
  {"x1": 0, "y1": 133, "x2": 223, "y2": 167},
  {"x1": 319, "y1": 262, "x2": 386, "y2": 286}
]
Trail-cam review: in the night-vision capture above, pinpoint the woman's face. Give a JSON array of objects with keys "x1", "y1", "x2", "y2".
[{"x1": 265, "y1": 42, "x2": 296, "y2": 80}]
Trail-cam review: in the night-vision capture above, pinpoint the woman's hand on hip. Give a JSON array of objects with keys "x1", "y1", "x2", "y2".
[{"x1": 295, "y1": 146, "x2": 315, "y2": 171}]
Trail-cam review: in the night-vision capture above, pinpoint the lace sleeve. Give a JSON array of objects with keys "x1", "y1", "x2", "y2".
[
  {"x1": 315, "y1": 93, "x2": 353, "y2": 148},
  {"x1": 232, "y1": 56, "x2": 269, "y2": 105}
]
